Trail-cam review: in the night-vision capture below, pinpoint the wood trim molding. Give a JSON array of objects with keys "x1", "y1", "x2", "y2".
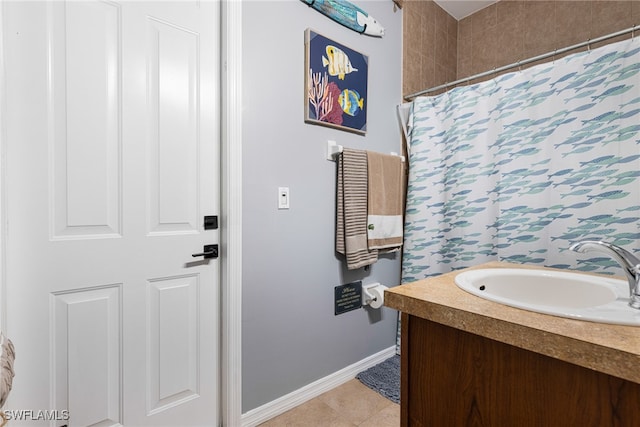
[
  {"x1": 0, "y1": 1, "x2": 7, "y2": 332},
  {"x1": 221, "y1": 0, "x2": 243, "y2": 425}
]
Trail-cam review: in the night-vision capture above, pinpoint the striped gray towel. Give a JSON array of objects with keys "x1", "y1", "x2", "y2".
[{"x1": 336, "y1": 148, "x2": 378, "y2": 269}]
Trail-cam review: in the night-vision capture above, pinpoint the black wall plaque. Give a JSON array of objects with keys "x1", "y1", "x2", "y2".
[{"x1": 334, "y1": 281, "x2": 362, "y2": 315}]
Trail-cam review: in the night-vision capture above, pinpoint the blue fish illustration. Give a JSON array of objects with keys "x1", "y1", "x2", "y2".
[
  {"x1": 569, "y1": 102, "x2": 597, "y2": 113},
  {"x1": 531, "y1": 128, "x2": 558, "y2": 139},
  {"x1": 578, "y1": 214, "x2": 613, "y2": 222},
  {"x1": 612, "y1": 154, "x2": 640, "y2": 165},
  {"x1": 548, "y1": 169, "x2": 573, "y2": 179},
  {"x1": 561, "y1": 75, "x2": 593, "y2": 91},
  {"x1": 529, "y1": 249, "x2": 548, "y2": 255},
  {"x1": 527, "y1": 207, "x2": 549, "y2": 215},
  {"x1": 602, "y1": 177, "x2": 637, "y2": 188},
  {"x1": 455, "y1": 112, "x2": 475, "y2": 121},
  {"x1": 582, "y1": 111, "x2": 617, "y2": 124},
  {"x1": 507, "y1": 168, "x2": 548, "y2": 177},
  {"x1": 521, "y1": 182, "x2": 552, "y2": 195},
  {"x1": 584, "y1": 51, "x2": 618, "y2": 67},
  {"x1": 301, "y1": 0, "x2": 384, "y2": 37},
  {"x1": 570, "y1": 179, "x2": 605, "y2": 189},
  {"x1": 338, "y1": 89, "x2": 363, "y2": 116},
  {"x1": 579, "y1": 155, "x2": 615, "y2": 167},
  {"x1": 554, "y1": 176, "x2": 583, "y2": 187},
  {"x1": 612, "y1": 232, "x2": 640, "y2": 240},
  {"x1": 590, "y1": 228, "x2": 617, "y2": 236},
  {"x1": 616, "y1": 205, "x2": 640, "y2": 213},
  {"x1": 577, "y1": 257, "x2": 619, "y2": 268},
  {"x1": 503, "y1": 205, "x2": 535, "y2": 213},
  {"x1": 621, "y1": 46, "x2": 640, "y2": 58},
  {"x1": 618, "y1": 108, "x2": 640, "y2": 120},
  {"x1": 608, "y1": 217, "x2": 640, "y2": 225},
  {"x1": 562, "y1": 146, "x2": 594, "y2": 157},
  {"x1": 508, "y1": 118, "x2": 535, "y2": 128},
  {"x1": 564, "y1": 90, "x2": 597, "y2": 104},
  {"x1": 509, "y1": 147, "x2": 540, "y2": 157},
  {"x1": 452, "y1": 189, "x2": 473, "y2": 197},
  {"x1": 597, "y1": 63, "x2": 623, "y2": 77},
  {"x1": 577, "y1": 77, "x2": 607, "y2": 91},
  {"x1": 548, "y1": 264, "x2": 572, "y2": 270},
  {"x1": 570, "y1": 135, "x2": 606, "y2": 148},
  {"x1": 551, "y1": 71, "x2": 577, "y2": 88},
  {"x1": 551, "y1": 231, "x2": 589, "y2": 241},
  {"x1": 527, "y1": 220, "x2": 553, "y2": 228},
  {"x1": 607, "y1": 63, "x2": 640, "y2": 84},
  {"x1": 570, "y1": 223, "x2": 604, "y2": 231},
  {"x1": 619, "y1": 96, "x2": 640, "y2": 108},
  {"x1": 469, "y1": 197, "x2": 490, "y2": 204},
  {"x1": 509, "y1": 77, "x2": 551, "y2": 91},
  {"x1": 544, "y1": 213, "x2": 573, "y2": 220},
  {"x1": 615, "y1": 124, "x2": 640, "y2": 135},
  {"x1": 591, "y1": 84, "x2": 633, "y2": 101},
  {"x1": 576, "y1": 125, "x2": 618, "y2": 139},
  {"x1": 549, "y1": 117, "x2": 578, "y2": 128},
  {"x1": 587, "y1": 190, "x2": 629, "y2": 201},
  {"x1": 615, "y1": 62, "x2": 640, "y2": 76},
  {"x1": 561, "y1": 189, "x2": 592, "y2": 198}
]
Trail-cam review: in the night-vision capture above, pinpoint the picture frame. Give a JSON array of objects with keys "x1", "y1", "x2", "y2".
[{"x1": 304, "y1": 29, "x2": 368, "y2": 135}]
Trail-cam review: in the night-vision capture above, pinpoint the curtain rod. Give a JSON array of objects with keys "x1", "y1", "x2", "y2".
[{"x1": 404, "y1": 24, "x2": 640, "y2": 101}]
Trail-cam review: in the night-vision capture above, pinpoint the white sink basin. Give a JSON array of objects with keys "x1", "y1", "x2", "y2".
[{"x1": 454, "y1": 268, "x2": 640, "y2": 326}]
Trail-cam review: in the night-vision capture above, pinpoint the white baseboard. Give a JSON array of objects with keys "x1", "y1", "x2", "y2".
[{"x1": 241, "y1": 346, "x2": 397, "y2": 427}]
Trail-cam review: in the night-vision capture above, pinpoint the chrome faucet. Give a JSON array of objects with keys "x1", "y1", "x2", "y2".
[{"x1": 570, "y1": 240, "x2": 640, "y2": 309}]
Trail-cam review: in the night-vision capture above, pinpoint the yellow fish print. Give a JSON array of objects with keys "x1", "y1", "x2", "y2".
[
  {"x1": 338, "y1": 89, "x2": 364, "y2": 116},
  {"x1": 322, "y1": 45, "x2": 358, "y2": 80}
]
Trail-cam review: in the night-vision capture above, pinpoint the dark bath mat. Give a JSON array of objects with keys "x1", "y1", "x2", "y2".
[{"x1": 356, "y1": 354, "x2": 400, "y2": 404}]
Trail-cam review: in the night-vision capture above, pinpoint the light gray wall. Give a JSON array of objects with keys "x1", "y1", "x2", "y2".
[{"x1": 242, "y1": 0, "x2": 404, "y2": 413}]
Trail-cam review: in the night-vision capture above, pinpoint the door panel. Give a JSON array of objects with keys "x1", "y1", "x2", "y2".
[
  {"x1": 51, "y1": 0, "x2": 122, "y2": 239},
  {"x1": 147, "y1": 275, "x2": 199, "y2": 414},
  {"x1": 52, "y1": 285, "x2": 122, "y2": 426},
  {"x1": 3, "y1": 1, "x2": 219, "y2": 426},
  {"x1": 147, "y1": 16, "x2": 200, "y2": 235}
]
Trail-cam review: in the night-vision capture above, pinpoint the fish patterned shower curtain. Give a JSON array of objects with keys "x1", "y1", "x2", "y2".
[{"x1": 402, "y1": 36, "x2": 640, "y2": 283}]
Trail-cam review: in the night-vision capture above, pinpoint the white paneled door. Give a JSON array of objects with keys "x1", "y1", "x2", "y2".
[{"x1": 3, "y1": 1, "x2": 220, "y2": 426}]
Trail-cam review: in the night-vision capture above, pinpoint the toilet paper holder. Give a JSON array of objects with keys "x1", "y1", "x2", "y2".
[{"x1": 362, "y1": 283, "x2": 388, "y2": 309}]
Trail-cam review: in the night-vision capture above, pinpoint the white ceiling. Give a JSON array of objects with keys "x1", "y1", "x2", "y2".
[{"x1": 433, "y1": 0, "x2": 498, "y2": 20}]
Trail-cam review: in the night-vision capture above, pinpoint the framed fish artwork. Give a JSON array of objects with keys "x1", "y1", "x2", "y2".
[{"x1": 305, "y1": 29, "x2": 368, "y2": 135}]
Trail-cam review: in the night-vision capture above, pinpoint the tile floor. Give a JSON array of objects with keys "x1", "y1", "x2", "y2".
[{"x1": 258, "y1": 379, "x2": 400, "y2": 427}]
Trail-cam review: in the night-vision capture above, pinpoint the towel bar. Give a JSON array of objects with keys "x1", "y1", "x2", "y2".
[{"x1": 326, "y1": 140, "x2": 405, "y2": 162}]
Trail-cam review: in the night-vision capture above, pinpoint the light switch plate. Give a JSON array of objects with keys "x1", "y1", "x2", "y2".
[{"x1": 278, "y1": 187, "x2": 290, "y2": 209}]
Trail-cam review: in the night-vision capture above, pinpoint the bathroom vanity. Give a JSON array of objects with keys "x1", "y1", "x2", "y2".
[{"x1": 385, "y1": 262, "x2": 640, "y2": 427}]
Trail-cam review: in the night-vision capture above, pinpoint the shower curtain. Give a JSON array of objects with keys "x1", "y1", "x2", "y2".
[{"x1": 402, "y1": 36, "x2": 640, "y2": 283}]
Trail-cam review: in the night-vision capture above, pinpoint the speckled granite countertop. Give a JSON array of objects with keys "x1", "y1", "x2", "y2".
[{"x1": 384, "y1": 261, "x2": 640, "y2": 384}]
